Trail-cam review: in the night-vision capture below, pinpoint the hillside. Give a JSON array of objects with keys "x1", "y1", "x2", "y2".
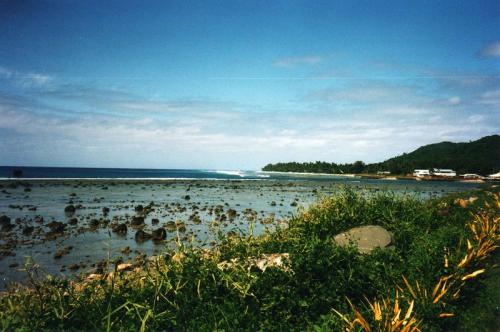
[{"x1": 262, "y1": 135, "x2": 500, "y2": 175}]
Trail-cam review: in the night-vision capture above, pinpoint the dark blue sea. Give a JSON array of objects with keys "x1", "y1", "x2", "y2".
[
  {"x1": 0, "y1": 166, "x2": 354, "y2": 181},
  {"x1": 0, "y1": 166, "x2": 270, "y2": 180}
]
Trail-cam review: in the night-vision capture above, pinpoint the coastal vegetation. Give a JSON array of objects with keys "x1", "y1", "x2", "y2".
[
  {"x1": 0, "y1": 186, "x2": 498, "y2": 331},
  {"x1": 262, "y1": 135, "x2": 500, "y2": 176}
]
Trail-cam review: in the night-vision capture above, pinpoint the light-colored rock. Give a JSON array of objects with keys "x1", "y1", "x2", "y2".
[
  {"x1": 86, "y1": 273, "x2": 103, "y2": 281},
  {"x1": 117, "y1": 263, "x2": 133, "y2": 271},
  {"x1": 255, "y1": 253, "x2": 290, "y2": 272},
  {"x1": 468, "y1": 196, "x2": 478, "y2": 204},
  {"x1": 333, "y1": 225, "x2": 394, "y2": 253},
  {"x1": 217, "y1": 253, "x2": 290, "y2": 272}
]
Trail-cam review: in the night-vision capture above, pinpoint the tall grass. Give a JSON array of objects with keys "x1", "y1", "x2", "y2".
[{"x1": 0, "y1": 187, "x2": 498, "y2": 331}]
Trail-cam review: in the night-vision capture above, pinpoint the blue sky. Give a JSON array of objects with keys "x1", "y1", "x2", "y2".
[{"x1": 0, "y1": 0, "x2": 499, "y2": 169}]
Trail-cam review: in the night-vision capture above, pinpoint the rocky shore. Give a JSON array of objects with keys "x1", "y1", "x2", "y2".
[{"x1": 0, "y1": 178, "x2": 480, "y2": 289}]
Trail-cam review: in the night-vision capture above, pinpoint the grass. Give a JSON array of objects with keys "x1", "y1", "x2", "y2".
[{"x1": 0, "y1": 186, "x2": 498, "y2": 331}]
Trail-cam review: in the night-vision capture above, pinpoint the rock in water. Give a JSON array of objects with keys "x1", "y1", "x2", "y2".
[
  {"x1": 333, "y1": 225, "x2": 394, "y2": 253},
  {"x1": 131, "y1": 216, "x2": 145, "y2": 226},
  {"x1": 64, "y1": 205, "x2": 76, "y2": 213},
  {"x1": 0, "y1": 215, "x2": 13, "y2": 232},
  {"x1": 135, "y1": 230, "x2": 152, "y2": 242},
  {"x1": 152, "y1": 228, "x2": 166, "y2": 241},
  {"x1": 112, "y1": 223, "x2": 128, "y2": 235}
]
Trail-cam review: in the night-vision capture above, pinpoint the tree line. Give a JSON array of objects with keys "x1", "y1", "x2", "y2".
[{"x1": 262, "y1": 135, "x2": 500, "y2": 176}]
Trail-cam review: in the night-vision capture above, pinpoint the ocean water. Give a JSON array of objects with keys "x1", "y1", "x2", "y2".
[
  {"x1": 0, "y1": 167, "x2": 481, "y2": 289},
  {"x1": 0, "y1": 166, "x2": 272, "y2": 180}
]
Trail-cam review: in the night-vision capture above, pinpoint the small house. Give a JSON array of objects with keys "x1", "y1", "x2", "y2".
[
  {"x1": 413, "y1": 169, "x2": 430, "y2": 177},
  {"x1": 432, "y1": 169, "x2": 456, "y2": 177}
]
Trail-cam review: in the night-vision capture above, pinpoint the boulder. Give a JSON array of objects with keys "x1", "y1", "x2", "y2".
[
  {"x1": 22, "y1": 226, "x2": 34, "y2": 235},
  {"x1": 131, "y1": 216, "x2": 145, "y2": 226},
  {"x1": 47, "y1": 221, "x2": 66, "y2": 233},
  {"x1": 112, "y1": 223, "x2": 127, "y2": 235},
  {"x1": 64, "y1": 205, "x2": 76, "y2": 213},
  {"x1": 152, "y1": 228, "x2": 166, "y2": 241},
  {"x1": 135, "y1": 229, "x2": 152, "y2": 242},
  {"x1": 0, "y1": 215, "x2": 13, "y2": 232},
  {"x1": 89, "y1": 219, "x2": 99, "y2": 228},
  {"x1": 333, "y1": 225, "x2": 394, "y2": 254}
]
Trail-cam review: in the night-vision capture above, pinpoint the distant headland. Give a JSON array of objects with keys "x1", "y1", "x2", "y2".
[{"x1": 262, "y1": 135, "x2": 500, "y2": 178}]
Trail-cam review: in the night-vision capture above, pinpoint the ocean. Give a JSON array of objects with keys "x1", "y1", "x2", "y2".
[{"x1": 0, "y1": 166, "x2": 358, "y2": 181}]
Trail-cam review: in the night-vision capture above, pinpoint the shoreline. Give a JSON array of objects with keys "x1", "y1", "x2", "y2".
[{"x1": 258, "y1": 170, "x2": 358, "y2": 177}]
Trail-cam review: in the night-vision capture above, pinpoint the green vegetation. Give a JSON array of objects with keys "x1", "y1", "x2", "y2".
[
  {"x1": 262, "y1": 135, "x2": 500, "y2": 175},
  {"x1": 0, "y1": 187, "x2": 498, "y2": 331}
]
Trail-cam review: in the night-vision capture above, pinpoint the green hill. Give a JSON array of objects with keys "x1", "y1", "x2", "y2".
[
  {"x1": 371, "y1": 135, "x2": 500, "y2": 175},
  {"x1": 263, "y1": 135, "x2": 500, "y2": 175}
]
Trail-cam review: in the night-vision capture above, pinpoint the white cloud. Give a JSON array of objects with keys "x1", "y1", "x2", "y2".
[
  {"x1": 479, "y1": 41, "x2": 500, "y2": 58},
  {"x1": 1, "y1": 101, "x2": 497, "y2": 169},
  {"x1": 479, "y1": 89, "x2": 500, "y2": 105},
  {"x1": 448, "y1": 96, "x2": 461, "y2": 105},
  {"x1": 0, "y1": 66, "x2": 53, "y2": 88},
  {"x1": 0, "y1": 65, "x2": 498, "y2": 169},
  {"x1": 273, "y1": 55, "x2": 324, "y2": 68}
]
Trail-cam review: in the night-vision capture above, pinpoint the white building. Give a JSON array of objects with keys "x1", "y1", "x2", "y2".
[
  {"x1": 413, "y1": 169, "x2": 431, "y2": 177},
  {"x1": 489, "y1": 172, "x2": 500, "y2": 179},
  {"x1": 432, "y1": 169, "x2": 457, "y2": 177},
  {"x1": 462, "y1": 173, "x2": 484, "y2": 179}
]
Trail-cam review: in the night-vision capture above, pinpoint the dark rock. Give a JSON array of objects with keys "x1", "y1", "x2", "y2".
[
  {"x1": 151, "y1": 218, "x2": 160, "y2": 225},
  {"x1": 34, "y1": 216, "x2": 44, "y2": 223},
  {"x1": 151, "y1": 228, "x2": 166, "y2": 241},
  {"x1": 227, "y1": 209, "x2": 237, "y2": 219},
  {"x1": 112, "y1": 223, "x2": 127, "y2": 235},
  {"x1": 89, "y1": 219, "x2": 99, "y2": 228},
  {"x1": 69, "y1": 264, "x2": 80, "y2": 271},
  {"x1": 64, "y1": 205, "x2": 76, "y2": 213},
  {"x1": 0, "y1": 215, "x2": 13, "y2": 232},
  {"x1": 47, "y1": 221, "x2": 66, "y2": 233},
  {"x1": 22, "y1": 226, "x2": 34, "y2": 235},
  {"x1": 135, "y1": 230, "x2": 152, "y2": 242},
  {"x1": 68, "y1": 218, "x2": 78, "y2": 225},
  {"x1": 131, "y1": 216, "x2": 145, "y2": 226},
  {"x1": 102, "y1": 207, "x2": 110, "y2": 214},
  {"x1": 183, "y1": 195, "x2": 191, "y2": 200},
  {"x1": 134, "y1": 205, "x2": 144, "y2": 212}
]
